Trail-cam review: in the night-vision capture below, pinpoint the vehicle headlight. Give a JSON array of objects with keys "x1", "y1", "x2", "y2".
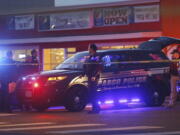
[
  {"x1": 22, "y1": 77, "x2": 27, "y2": 81},
  {"x1": 48, "y1": 76, "x2": 67, "y2": 81}
]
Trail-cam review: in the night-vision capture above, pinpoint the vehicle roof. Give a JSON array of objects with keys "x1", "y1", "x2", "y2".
[
  {"x1": 79, "y1": 48, "x2": 161, "y2": 54},
  {"x1": 97, "y1": 48, "x2": 157, "y2": 53}
]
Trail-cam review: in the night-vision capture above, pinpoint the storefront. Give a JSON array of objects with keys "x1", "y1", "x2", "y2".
[
  {"x1": 43, "y1": 47, "x2": 76, "y2": 70},
  {"x1": 0, "y1": 0, "x2": 179, "y2": 70},
  {"x1": 0, "y1": 45, "x2": 38, "y2": 62}
]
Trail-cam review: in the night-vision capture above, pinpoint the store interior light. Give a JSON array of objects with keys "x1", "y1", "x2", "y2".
[{"x1": 19, "y1": 54, "x2": 26, "y2": 59}]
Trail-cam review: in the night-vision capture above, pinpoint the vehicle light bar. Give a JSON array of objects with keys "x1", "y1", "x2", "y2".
[
  {"x1": 119, "y1": 99, "x2": 128, "y2": 103},
  {"x1": 105, "y1": 100, "x2": 114, "y2": 104},
  {"x1": 99, "y1": 98, "x2": 141, "y2": 105},
  {"x1": 131, "y1": 98, "x2": 140, "y2": 102}
]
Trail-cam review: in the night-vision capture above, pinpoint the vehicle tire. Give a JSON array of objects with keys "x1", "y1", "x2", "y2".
[
  {"x1": 65, "y1": 87, "x2": 88, "y2": 112},
  {"x1": 144, "y1": 82, "x2": 166, "y2": 107}
]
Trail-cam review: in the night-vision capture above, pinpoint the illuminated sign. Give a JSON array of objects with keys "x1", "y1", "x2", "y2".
[
  {"x1": 55, "y1": 0, "x2": 133, "y2": 7},
  {"x1": 94, "y1": 7, "x2": 131, "y2": 26}
]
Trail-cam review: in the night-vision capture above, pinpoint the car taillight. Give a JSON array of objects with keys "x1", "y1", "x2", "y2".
[{"x1": 33, "y1": 82, "x2": 39, "y2": 88}]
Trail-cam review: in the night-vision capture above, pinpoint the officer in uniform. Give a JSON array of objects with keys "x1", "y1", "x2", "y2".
[
  {"x1": 0, "y1": 51, "x2": 18, "y2": 113},
  {"x1": 83, "y1": 44, "x2": 101, "y2": 113}
]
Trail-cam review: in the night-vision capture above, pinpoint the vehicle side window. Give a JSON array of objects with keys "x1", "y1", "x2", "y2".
[
  {"x1": 121, "y1": 52, "x2": 142, "y2": 70},
  {"x1": 101, "y1": 54, "x2": 126, "y2": 72},
  {"x1": 147, "y1": 52, "x2": 169, "y2": 68},
  {"x1": 148, "y1": 53, "x2": 164, "y2": 60},
  {"x1": 56, "y1": 52, "x2": 89, "y2": 70}
]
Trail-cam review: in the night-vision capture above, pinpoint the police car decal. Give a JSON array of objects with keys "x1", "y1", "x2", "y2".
[
  {"x1": 100, "y1": 76, "x2": 147, "y2": 86},
  {"x1": 98, "y1": 66, "x2": 169, "y2": 90}
]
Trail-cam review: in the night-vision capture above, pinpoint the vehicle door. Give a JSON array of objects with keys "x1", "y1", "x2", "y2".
[
  {"x1": 98, "y1": 51, "x2": 152, "y2": 91},
  {"x1": 98, "y1": 53, "x2": 121, "y2": 91}
]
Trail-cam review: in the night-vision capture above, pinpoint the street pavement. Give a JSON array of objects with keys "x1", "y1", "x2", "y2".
[{"x1": 0, "y1": 103, "x2": 179, "y2": 135}]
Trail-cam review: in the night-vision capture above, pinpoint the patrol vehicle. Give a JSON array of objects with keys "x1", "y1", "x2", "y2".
[{"x1": 16, "y1": 37, "x2": 180, "y2": 112}]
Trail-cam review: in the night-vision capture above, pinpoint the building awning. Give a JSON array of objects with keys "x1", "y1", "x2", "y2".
[{"x1": 0, "y1": 31, "x2": 162, "y2": 45}]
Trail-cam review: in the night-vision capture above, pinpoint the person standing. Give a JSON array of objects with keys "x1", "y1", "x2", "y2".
[
  {"x1": 165, "y1": 50, "x2": 180, "y2": 107},
  {"x1": 0, "y1": 51, "x2": 18, "y2": 112},
  {"x1": 31, "y1": 49, "x2": 38, "y2": 63},
  {"x1": 83, "y1": 44, "x2": 101, "y2": 114}
]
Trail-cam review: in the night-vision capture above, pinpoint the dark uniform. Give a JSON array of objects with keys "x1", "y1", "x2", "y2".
[
  {"x1": 84, "y1": 53, "x2": 101, "y2": 113},
  {"x1": 31, "y1": 49, "x2": 38, "y2": 63},
  {"x1": 0, "y1": 58, "x2": 18, "y2": 112}
]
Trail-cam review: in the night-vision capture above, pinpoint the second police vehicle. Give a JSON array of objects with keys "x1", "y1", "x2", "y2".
[{"x1": 16, "y1": 37, "x2": 180, "y2": 112}]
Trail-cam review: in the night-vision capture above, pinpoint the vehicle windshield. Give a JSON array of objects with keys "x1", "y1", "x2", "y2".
[{"x1": 55, "y1": 52, "x2": 88, "y2": 70}]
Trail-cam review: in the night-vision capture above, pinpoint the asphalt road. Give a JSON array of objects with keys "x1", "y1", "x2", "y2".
[{"x1": 0, "y1": 103, "x2": 180, "y2": 135}]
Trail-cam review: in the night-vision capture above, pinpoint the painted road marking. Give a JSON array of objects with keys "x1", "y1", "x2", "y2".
[
  {"x1": 0, "y1": 122, "x2": 7, "y2": 125},
  {"x1": 0, "y1": 122, "x2": 54, "y2": 128},
  {"x1": 117, "y1": 131, "x2": 180, "y2": 135},
  {"x1": 48, "y1": 126, "x2": 163, "y2": 134},
  {"x1": 0, "y1": 123, "x2": 105, "y2": 131},
  {"x1": 0, "y1": 113, "x2": 17, "y2": 116}
]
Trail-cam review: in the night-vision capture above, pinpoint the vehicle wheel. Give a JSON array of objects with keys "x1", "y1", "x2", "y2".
[
  {"x1": 65, "y1": 87, "x2": 88, "y2": 112},
  {"x1": 144, "y1": 82, "x2": 165, "y2": 107}
]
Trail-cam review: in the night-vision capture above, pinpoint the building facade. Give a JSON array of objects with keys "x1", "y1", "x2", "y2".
[{"x1": 0, "y1": 0, "x2": 179, "y2": 70}]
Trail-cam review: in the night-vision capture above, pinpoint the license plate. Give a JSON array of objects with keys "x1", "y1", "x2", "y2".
[{"x1": 25, "y1": 91, "x2": 32, "y2": 98}]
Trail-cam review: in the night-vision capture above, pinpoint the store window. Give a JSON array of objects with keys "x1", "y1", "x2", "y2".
[
  {"x1": 43, "y1": 48, "x2": 76, "y2": 71},
  {"x1": 0, "y1": 49, "x2": 38, "y2": 62}
]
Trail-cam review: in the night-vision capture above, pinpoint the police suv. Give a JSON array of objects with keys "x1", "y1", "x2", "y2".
[{"x1": 16, "y1": 37, "x2": 180, "y2": 112}]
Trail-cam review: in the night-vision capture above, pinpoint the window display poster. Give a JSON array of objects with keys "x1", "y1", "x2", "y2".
[
  {"x1": 50, "y1": 11, "x2": 91, "y2": 30},
  {"x1": 15, "y1": 15, "x2": 34, "y2": 30},
  {"x1": 134, "y1": 5, "x2": 159, "y2": 23},
  {"x1": 38, "y1": 15, "x2": 51, "y2": 31},
  {"x1": 7, "y1": 16, "x2": 15, "y2": 30}
]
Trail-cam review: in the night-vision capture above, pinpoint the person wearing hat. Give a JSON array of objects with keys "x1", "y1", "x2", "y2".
[{"x1": 83, "y1": 44, "x2": 101, "y2": 113}]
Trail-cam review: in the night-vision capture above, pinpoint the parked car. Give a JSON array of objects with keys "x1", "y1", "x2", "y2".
[{"x1": 16, "y1": 36, "x2": 180, "y2": 112}]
